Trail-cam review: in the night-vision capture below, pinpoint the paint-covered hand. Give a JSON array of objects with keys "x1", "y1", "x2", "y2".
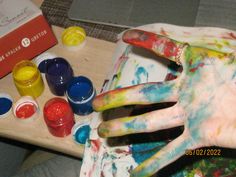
[{"x1": 93, "y1": 29, "x2": 236, "y2": 177}]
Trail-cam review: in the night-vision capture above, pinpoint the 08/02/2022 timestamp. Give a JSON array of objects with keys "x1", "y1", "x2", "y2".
[{"x1": 185, "y1": 148, "x2": 221, "y2": 156}]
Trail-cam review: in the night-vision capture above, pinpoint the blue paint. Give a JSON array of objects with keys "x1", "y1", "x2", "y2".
[
  {"x1": 148, "y1": 64, "x2": 154, "y2": 69},
  {"x1": 74, "y1": 125, "x2": 91, "y2": 144},
  {"x1": 131, "y1": 141, "x2": 166, "y2": 164},
  {"x1": 131, "y1": 139, "x2": 193, "y2": 177},
  {"x1": 187, "y1": 99, "x2": 212, "y2": 140},
  {"x1": 232, "y1": 70, "x2": 236, "y2": 79},
  {"x1": 38, "y1": 59, "x2": 52, "y2": 73},
  {"x1": 112, "y1": 163, "x2": 117, "y2": 176},
  {"x1": 45, "y1": 58, "x2": 73, "y2": 96},
  {"x1": 0, "y1": 97, "x2": 12, "y2": 116},
  {"x1": 132, "y1": 66, "x2": 148, "y2": 85},
  {"x1": 66, "y1": 76, "x2": 96, "y2": 115},
  {"x1": 125, "y1": 119, "x2": 147, "y2": 131},
  {"x1": 140, "y1": 83, "x2": 173, "y2": 103},
  {"x1": 68, "y1": 82, "x2": 92, "y2": 102}
]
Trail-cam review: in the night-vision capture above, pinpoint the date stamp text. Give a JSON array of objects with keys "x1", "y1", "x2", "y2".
[{"x1": 185, "y1": 148, "x2": 221, "y2": 156}]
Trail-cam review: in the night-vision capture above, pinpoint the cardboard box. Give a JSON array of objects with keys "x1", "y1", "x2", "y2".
[{"x1": 0, "y1": 0, "x2": 57, "y2": 78}]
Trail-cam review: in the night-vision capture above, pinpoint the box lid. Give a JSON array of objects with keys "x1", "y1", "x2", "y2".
[{"x1": 0, "y1": 0, "x2": 41, "y2": 37}]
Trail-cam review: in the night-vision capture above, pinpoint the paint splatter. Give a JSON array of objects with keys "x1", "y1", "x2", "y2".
[
  {"x1": 80, "y1": 25, "x2": 236, "y2": 177},
  {"x1": 131, "y1": 142, "x2": 166, "y2": 164},
  {"x1": 140, "y1": 83, "x2": 173, "y2": 103},
  {"x1": 132, "y1": 66, "x2": 148, "y2": 85}
]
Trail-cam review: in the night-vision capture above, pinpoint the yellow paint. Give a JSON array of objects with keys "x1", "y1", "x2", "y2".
[
  {"x1": 223, "y1": 40, "x2": 230, "y2": 46},
  {"x1": 14, "y1": 66, "x2": 36, "y2": 80},
  {"x1": 192, "y1": 47, "x2": 227, "y2": 60},
  {"x1": 216, "y1": 126, "x2": 222, "y2": 136},
  {"x1": 62, "y1": 26, "x2": 86, "y2": 46},
  {"x1": 13, "y1": 60, "x2": 44, "y2": 98}
]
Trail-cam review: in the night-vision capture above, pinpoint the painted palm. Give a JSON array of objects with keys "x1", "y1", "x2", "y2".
[{"x1": 93, "y1": 29, "x2": 236, "y2": 177}]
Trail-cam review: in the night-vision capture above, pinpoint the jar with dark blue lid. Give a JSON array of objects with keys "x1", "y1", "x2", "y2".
[
  {"x1": 45, "y1": 57, "x2": 73, "y2": 96},
  {"x1": 66, "y1": 76, "x2": 96, "y2": 115},
  {"x1": 34, "y1": 52, "x2": 57, "y2": 73},
  {"x1": 0, "y1": 93, "x2": 13, "y2": 118}
]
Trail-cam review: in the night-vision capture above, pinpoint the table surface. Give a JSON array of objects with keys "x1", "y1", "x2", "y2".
[{"x1": 0, "y1": 5, "x2": 116, "y2": 157}]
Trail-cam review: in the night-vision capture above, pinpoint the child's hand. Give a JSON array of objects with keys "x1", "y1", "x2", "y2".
[{"x1": 93, "y1": 29, "x2": 236, "y2": 177}]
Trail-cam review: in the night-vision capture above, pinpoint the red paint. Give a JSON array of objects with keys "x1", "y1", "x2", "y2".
[
  {"x1": 189, "y1": 59, "x2": 193, "y2": 66},
  {"x1": 165, "y1": 73, "x2": 178, "y2": 81},
  {"x1": 122, "y1": 29, "x2": 157, "y2": 50},
  {"x1": 91, "y1": 139, "x2": 101, "y2": 152},
  {"x1": 189, "y1": 63, "x2": 205, "y2": 73},
  {"x1": 16, "y1": 102, "x2": 36, "y2": 119},
  {"x1": 229, "y1": 32, "x2": 236, "y2": 39},
  {"x1": 122, "y1": 29, "x2": 179, "y2": 58},
  {"x1": 183, "y1": 31, "x2": 191, "y2": 35},
  {"x1": 44, "y1": 98, "x2": 75, "y2": 137},
  {"x1": 222, "y1": 32, "x2": 236, "y2": 40},
  {"x1": 213, "y1": 170, "x2": 222, "y2": 177},
  {"x1": 44, "y1": 102, "x2": 69, "y2": 121},
  {"x1": 115, "y1": 148, "x2": 130, "y2": 155},
  {"x1": 163, "y1": 41, "x2": 178, "y2": 57},
  {"x1": 160, "y1": 28, "x2": 168, "y2": 36}
]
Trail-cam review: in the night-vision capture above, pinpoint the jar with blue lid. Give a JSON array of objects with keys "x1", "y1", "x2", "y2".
[
  {"x1": 66, "y1": 76, "x2": 96, "y2": 115},
  {"x1": 45, "y1": 57, "x2": 73, "y2": 96},
  {"x1": 72, "y1": 122, "x2": 91, "y2": 145},
  {"x1": 0, "y1": 93, "x2": 13, "y2": 118}
]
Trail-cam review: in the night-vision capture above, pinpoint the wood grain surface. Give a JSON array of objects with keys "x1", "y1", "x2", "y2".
[{"x1": 0, "y1": 22, "x2": 116, "y2": 157}]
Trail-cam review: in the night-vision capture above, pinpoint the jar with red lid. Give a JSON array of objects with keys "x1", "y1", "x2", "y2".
[{"x1": 43, "y1": 98, "x2": 75, "y2": 137}]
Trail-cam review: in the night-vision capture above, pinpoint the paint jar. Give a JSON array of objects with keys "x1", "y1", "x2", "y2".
[
  {"x1": 34, "y1": 52, "x2": 57, "y2": 73},
  {"x1": 45, "y1": 58, "x2": 73, "y2": 96},
  {"x1": 72, "y1": 122, "x2": 91, "y2": 144},
  {"x1": 66, "y1": 76, "x2": 96, "y2": 115},
  {"x1": 13, "y1": 96, "x2": 39, "y2": 121},
  {"x1": 43, "y1": 98, "x2": 75, "y2": 137},
  {"x1": 0, "y1": 93, "x2": 13, "y2": 119},
  {"x1": 62, "y1": 26, "x2": 86, "y2": 51},
  {"x1": 13, "y1": 60, "x2": 44, "y2": 98}
]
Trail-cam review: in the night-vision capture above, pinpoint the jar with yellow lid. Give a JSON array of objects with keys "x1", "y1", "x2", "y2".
[
  {"x1": 13, "y1": 60, "x2": 44, "y2": 98},
  {"x1": 61, "y1": 26, "x2": 86, "y2": 51}
]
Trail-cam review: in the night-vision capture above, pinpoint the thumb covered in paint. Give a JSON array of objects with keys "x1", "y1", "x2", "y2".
[
  {"x1": 122, "y1": 29, "x2": 157, "y2": 50},
  {"x1": 122, "y1": 29, "x2": 186, "y2": 63}
]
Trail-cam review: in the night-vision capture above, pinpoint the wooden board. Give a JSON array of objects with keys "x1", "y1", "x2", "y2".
[{"x1": 0, "y1": 26, "x2": 116, "y2": 157}]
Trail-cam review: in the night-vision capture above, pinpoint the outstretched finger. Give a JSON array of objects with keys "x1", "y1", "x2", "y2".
[
  {"x1": 98, "y1": 104, "x2": 185, "y2": 137},
  {"x1": 93, "y1": 81, "x2": 178, "y2": 112},
  {"x1": 131, "y1": 134, "x2": 196, "y2": 177},
  {"x1": 122, "y1": 29, "x2": 185, "y2": 64}
]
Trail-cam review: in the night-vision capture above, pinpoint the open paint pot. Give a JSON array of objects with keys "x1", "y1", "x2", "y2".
[
  {"x1": 34, "y1": 52, "x2": 57, "y2": 73},
  {"x1": 13, "y1": 60, "x2": 44, "y2": 98},
  {"x1": 43, "y1": 98, "x2": 75, "y2": 137},
  {"x1": 45, "y1": 58, "x2": 74, "y2": 96},
  {"x1": 66, "y1": 76, "x2": 96, "y2": 115},
  {"x1": 13, "y1": 96, "x2": 39, "y2": 121},
  {"x1": 72, "y1": 122, "x2": 91, "y2": 145},
  {"x1": 0, "y1": 93, "x2": 13, "y2": 119}
]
